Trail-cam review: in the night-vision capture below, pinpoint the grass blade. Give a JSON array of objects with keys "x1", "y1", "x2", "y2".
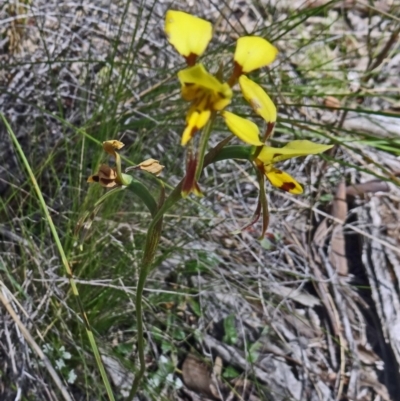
[{"x1": 1, "y1": 113, "x2": 116, "y2": 401}]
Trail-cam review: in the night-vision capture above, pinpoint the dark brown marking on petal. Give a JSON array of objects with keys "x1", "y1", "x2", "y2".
[
  {"x1": 184, "y1": 83, "x2": 195, "y2": 87},
  {"x1": 264, "y1": 122, "x2": 275, "y2": 141},
  {"x1": 227, "y1": 61, "x2": 243, "y2": 87},
  {"x1": 100, "y1": 178, "x2": 114, "y2": 184},
  {"x1": 190, "y1": 125, "x2": 198, "y2": 138},
  {"x1": 183, "y1": 121, "x2": 199, "y2": 143},
  {"x1": 274, "y1": 169, "x2": 283, "y2": 174},
  {"x1": 280, "y1": 182, "x2": 296, "y2": 192},
  {"x1": 250, "y1": 99, "x2": 261, "y2": 110},
  {"x1": 254, "y1": 159, "x2": 266, "y2": 175},
  {"x1": 273, "y1": 153, "x2": 282, "y2": 159},
  {"x1": 233, "y1": 61, "x2": 243, "y2": 79},
  {"x1": 100, "y1": 178, "x2": 118, "y2": 188},
  {"x1": 185, "y1": 53, "x2": 197, "y2": 67}
]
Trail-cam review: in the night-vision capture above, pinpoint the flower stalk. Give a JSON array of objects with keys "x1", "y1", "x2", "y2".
[
  {"x1": 195, "y1": 111, "x2": 217, "y2": 181},
  {"x1": 84, "y1": 10, "x2": 334, "y2": 401},
  {"x1": 126, "y1": 143, "x2": 255, "y2": 400}
]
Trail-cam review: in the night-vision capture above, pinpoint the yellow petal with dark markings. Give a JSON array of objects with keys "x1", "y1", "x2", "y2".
[
  {"x1": 178, "y1": 64, "x2": 232, "y2": 101},
  {"x1": 265, "y1": 168, "x2": 303, "y2": 194},
  {"x1": 181, "y1": 108, "x2": 211, "y2": 146}
]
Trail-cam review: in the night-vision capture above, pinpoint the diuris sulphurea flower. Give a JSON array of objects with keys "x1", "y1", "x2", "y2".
[
  {"x1": 178, "y1": 63, "x2": 232, "y2": 145},
  {"x1": 255, "y1": 140, "x2": 333, "y2": 194},
  {"x1": 165, "y1": 10, "x2": 278, "y2": 148},
  {"x1": 80, "y1": 11, "x2": 336, "y2": 401},
  {"x1": 240, "y1": 139, "x2": 333, "y2": 238}
]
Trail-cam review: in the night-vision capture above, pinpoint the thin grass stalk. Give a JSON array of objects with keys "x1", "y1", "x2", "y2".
[{"x1": 1, "y1": 113, "x2": 116, "y2": 401}]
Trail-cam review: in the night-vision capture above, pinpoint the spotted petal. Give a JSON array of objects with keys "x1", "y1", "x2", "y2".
[
  {"x1": 178, "y1": 64, "x2": 232, "y2": 109},
  {"x1": 222, "y1": 111, "x2": 263, "y2": 146},
  {"x1": 165, "y1": 10, "x2": 212, "y2": 62},
  {"x1": 182, "y1": 107, "x2": 211, "y2": 146},
  {"x1": 265, "y1": 167, "x2": 303, "y2": 194},
  {"x1": 239, "y1": 75, "x2": 276, "y2": 123},
  {"x1": 258, "y1": 140, "x2": 333, "y2": 164},
  {"x1": 234, "y1": 36, "x2": 278, "y2": 74}
]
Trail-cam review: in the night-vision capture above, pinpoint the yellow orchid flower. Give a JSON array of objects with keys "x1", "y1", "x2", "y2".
[
  {"x1": 165, "y1": 10, "x2": 212, "y2": 66},
  {"x1": 165, "y1": 10, "x2": 279, "y2": 148},
  {"x1": 178, "y1": 64, "x2": 278, "y2": 147},
  {"x1": 178, "y1": 64, "x2": 232, "y2": 145},
  {"x1": 178, "y1": 64, "x2": 274, "y2": 147},
  {"x1": 256, "y1": 140, "x2": 333, "y2": 194}
]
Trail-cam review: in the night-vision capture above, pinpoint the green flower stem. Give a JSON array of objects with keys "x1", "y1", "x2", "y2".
[
  {"x1": 195, "y1": 112, "x2": 217, "y2": 181},
  {"x1": 127, "y1": 183, "x2": 181, "y2": 400},
  {"x1": 256, "y1": 169, "x2": 269, "y2": 239},
  {"x1": 127, "y1": 144, "x2": 253, "y2": 400},
  {"x1": 209, "y1": 145, "x2": 253, "y2": 163},
  {"x1": 126, "y1": 179, "x2": 158, "y2": 217}
]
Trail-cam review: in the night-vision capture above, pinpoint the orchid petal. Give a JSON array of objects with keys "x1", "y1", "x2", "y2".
[
  {"x1": 234, "y1": 36, "x2": 278, "y2": 74},
  {"x1": 178, "y1": 64, "x2": 232, "y2": 105},
  {"x1": 102, "y1": 140, "x2": 124, "y2": 157},
  {"x1": 222, "y1": 111, "x2": 263, "y2": 146},
  {"x1": 165, "y1": 11, "x2": 212, "y2": 61},
  {"x1": 239, "y1": 75, "x2": 277, "y2": 123},
  {"x1": 181, "y1": 108, "x2": 211, "y2": 145},
  {"x1": 265, "y1": 168, "x2": 303, "y2": 194},
  {"x1": 258, "y1": 140, "x2": 333, "y2": 163}
]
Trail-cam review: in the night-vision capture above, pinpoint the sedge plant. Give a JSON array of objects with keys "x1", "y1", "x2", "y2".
[{"x1": 81, "y1": 10, "x2": 333, "y2": 399}]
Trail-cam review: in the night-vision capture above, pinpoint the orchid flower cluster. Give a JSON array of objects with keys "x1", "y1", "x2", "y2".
[
  {"x1": 84, "y1": 10, "x2": 333, "y2": 399},
  {"x1": 164, "y1": 10, "x2": 332, "y2": 231},
  {"x1": 87, "y1": 10, "x2": 332, "y2": 236}
]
